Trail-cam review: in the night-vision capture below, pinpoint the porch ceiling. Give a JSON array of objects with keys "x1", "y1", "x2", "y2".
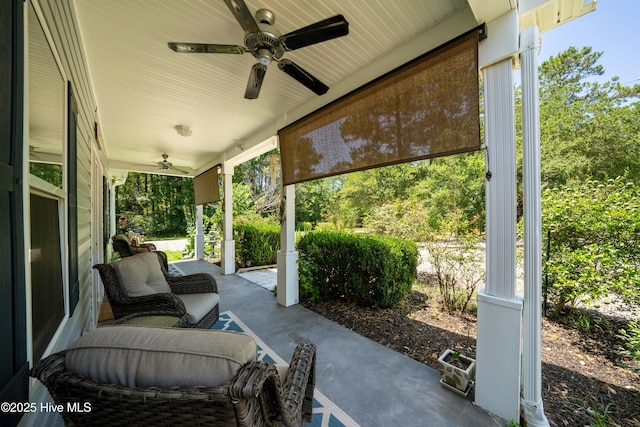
[{"x1": 74, "y1": 0, "x2": 512, "y2": 177}]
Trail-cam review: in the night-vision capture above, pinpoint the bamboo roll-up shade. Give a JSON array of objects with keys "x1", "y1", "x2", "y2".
[
  {"x1": 279, "y1": 30, "x2": 481, "y2": 186},
  {"x1": 193, "y1": 166, "x2": 220, "y2": 205}
]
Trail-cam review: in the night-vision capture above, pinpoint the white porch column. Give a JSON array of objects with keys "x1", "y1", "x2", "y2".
[
  {"x1": 221, "y1": 165, "x2": 235, "y2": 275},
  {"x1": 110, "y1": 175, "x2": 127, "y2": 259},
  {"x1": 195, "y1": 204, "x2": 204, "y2": 260},
  {"x1": 277, "y1": 184, "x2": 298, "y2": 307},
  {"x1": 475, "y1": 57, "x2": 523, "y2": 422},
  {"x1": 520, "y1": 25, "x2": 550, "y2": 427},
  {"x1": 109, "y1": 183, "x2": 117, "y2": 239}
]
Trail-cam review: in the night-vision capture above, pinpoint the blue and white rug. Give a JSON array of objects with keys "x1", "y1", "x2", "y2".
[
  {"x1": 212, "y1": 311, "x2": 360, "y2": 427},
  {"x1": 167, "y1": 263, "x2": 184, "y2": 276}
]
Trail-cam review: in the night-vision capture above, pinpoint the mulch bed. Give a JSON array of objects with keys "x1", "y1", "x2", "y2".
[{"x1": 301, "y1": 281, "x2": 640, "y2": 427}]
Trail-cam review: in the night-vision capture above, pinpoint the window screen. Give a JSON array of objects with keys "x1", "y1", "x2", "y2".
[
  {"x1": 30, "y1": 193, "x2": 64, "y2": 361},
  {"x1": 279, "y1": 29, "x2": 481, "y2": 186}
]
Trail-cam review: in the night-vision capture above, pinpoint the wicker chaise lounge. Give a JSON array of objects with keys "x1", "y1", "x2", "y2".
[
  {"x1": 30, "y1": 326, "x2": 316, "y2": 427},
  {"x1": 93, "y1": 251, "x2": 219, "y2": 328}
]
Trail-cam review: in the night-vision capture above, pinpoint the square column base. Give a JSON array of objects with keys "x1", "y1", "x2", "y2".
[
  {"x1": 475, "y1": 291, "x2": 523, "y2": 421},
  {"x1": 277, "y1": 251, "x2": 298, "y2": 307},
  {"x1": 221, "y1": 240, "x2": 235, "y2": 275}
]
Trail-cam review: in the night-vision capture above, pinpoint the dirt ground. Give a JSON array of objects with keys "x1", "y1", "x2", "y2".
[{"x1": 301, "y1": 275, "x2": 640, "y2": 427}]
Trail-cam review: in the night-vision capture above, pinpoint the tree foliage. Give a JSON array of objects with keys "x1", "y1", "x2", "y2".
[
  {"x1": 30, "y1": 163, "x2": 63, "y2": 188},
  {"x1": 295, "y1": 177, "x2": 342, "y2": 226},
  {"x1": 543, "y1": 178, "x2": 640, "y2": 314},
  {"x1": 233, "y1": 150, "x2": 281, "y2": 217},
  {"x1": 116, "y1": 172, "x2": 194, "y2": 237},
  {"x1": 538, "y1": 47, "x2": 640, "y2": 186},
  {"x1": 336, "y1": 163, "x2": 423, "y2": 228}
]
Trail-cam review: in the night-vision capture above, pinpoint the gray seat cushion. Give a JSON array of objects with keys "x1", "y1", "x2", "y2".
[{"x1": 65, "y1": 326, "x2": 257, "y2": 388}]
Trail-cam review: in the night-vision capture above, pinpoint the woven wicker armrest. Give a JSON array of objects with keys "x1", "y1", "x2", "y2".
[
  {"x1": 283, "y1": 342, "x2": 316, "y2": 424},
  {"x1": 167, "y1": 273, "x2": 218, "y2": 295},
  {"x1": 111, "y1": 292, "x2": 187, "y2": 319},
  {"x1": 231, "y1": 342, "x2": 316, "y2": 426},
  {"x1": 30, "y1": 351, "x2": 67, "y2": 383}
]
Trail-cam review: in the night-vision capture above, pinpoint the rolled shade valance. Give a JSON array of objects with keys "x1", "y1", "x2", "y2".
[{"x1": 279, "y1": 28, "x2": 482, "y2": 186}]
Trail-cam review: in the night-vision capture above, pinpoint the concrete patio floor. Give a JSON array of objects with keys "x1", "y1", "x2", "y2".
[{"x1": 172, "y1": 259, "x2": 507, "y2": 427}]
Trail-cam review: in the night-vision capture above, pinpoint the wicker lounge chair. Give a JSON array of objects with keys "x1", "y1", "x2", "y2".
[
  {"x1": 30, "y1": 326, "x2": 316, "y2": 427},
  {"x1": 93, "y1": 251, "x2": 219, "y2": 328},
  {"x1": 112, "y1": 233, "x2": 156, "y2": 258}
]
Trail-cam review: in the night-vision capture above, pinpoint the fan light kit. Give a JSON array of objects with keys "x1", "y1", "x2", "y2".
[
  {"x1": 168, "y1": 0, "x2": 349, "y2": 99},
  {"x1": 157, "y1": 154, "x2": 189, "y2": 174},
  {"x1": 175, "y1": 125, "x2": 192, "y2": 137}
]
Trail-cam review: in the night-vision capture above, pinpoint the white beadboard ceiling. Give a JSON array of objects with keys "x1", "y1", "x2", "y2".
[{"x1": 72, "y1": 0, "x2": 499, "y2": 176}]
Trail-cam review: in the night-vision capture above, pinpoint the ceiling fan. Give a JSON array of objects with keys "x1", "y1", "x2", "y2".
[
  {"x1": 29, "y1": 145, "x2": 44, "y2": 161},
  {"x1": 168, "y1": 0, "x2": 349, "y2": 99},
  {"x1": 156, "y1": 154, "x2": 190, "y2": 174},
  {"x1": 29, "y1": 145, "x2": 61, "y2": 162}
]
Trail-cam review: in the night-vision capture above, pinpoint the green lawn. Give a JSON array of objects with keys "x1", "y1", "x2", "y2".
[{"x1": 163, "y1": 250, "x2": 183, "y2": 262}]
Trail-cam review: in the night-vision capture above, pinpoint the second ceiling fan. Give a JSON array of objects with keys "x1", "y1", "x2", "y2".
[{"x1": 168, "y1": 0, "x2": 349, "y2": 99}]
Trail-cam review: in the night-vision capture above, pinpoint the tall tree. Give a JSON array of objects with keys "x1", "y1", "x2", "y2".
[
  {"x1": 538, "y1": 46, "x2": 640, "y2": 186},
  {"x1": 412, "y1": 153, "x2": 485, "y2": 233},
  {"x1": 116, "y1": 172, "x2": 194, "y2": 237},
  {"x1": 337, "y1": 163, "x2": 421, "y2": 227},
  {"x1": 295, "y1": 177, "x2": 343, "y2": 226},
  {"x1": 233, "y1": 150, "x2": 281, "y2": 217}
]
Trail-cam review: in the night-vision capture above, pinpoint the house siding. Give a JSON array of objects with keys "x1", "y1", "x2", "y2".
[{"x1": 20, "y1": 1, "x2": 104, "y2": 425}]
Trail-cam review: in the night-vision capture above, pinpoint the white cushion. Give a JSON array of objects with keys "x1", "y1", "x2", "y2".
[
  {"x1": 177, "y1": 293, "x2": 220, "y2": 324},
  {"x1": 113, "y1": 252, "x2": 171, "y2": 296},
  {"x1": 65, "y1": 326, "x2": 257, "y2": 388}
]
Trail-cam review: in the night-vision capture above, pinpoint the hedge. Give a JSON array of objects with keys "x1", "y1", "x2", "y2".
[
  {"x1": 234, "y1": 223, "x2": 280, "y2": 267},
  {"x1": 297, "y1": 231, "x2": 418, "y2": 308}
]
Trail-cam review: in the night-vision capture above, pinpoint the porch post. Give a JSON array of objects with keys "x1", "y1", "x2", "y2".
[
  {"x1": 520, "y1": 25, "x2": 550, "y2": 427},
  {"x1": 195, "y1": 204, "x2": 204, "y2": 260},
  {"x1": 277, "y1": 183, "x2": 298, "y2": 307},
  {"x1": 221, "y1": 164, "x2": 235, "y2": 275},
  {"x1": 109, "y1": 183, "x2": 118, "y2": 239},
  {"x1": 110, "y1": 175, "x2": 127, "y2": 259},
  {"x1": 475, "y1": 57, "x2": 523, "y2": 422}
]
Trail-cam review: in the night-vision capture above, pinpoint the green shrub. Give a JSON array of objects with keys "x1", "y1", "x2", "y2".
[
  {"x1": 617, "y1": 319, "x2": 640, "y2": 370},
  {"x1": 297, "y1": 231, "x2": 418, "y2": 308},
  {"x1": 426, "y1": 234, "x2": 484, "y2": 315},
  {"x1": 542, "y1": 178, "x2": 640, "y2": 314},
  {"x1": 234, "y1": 222, "x2": 280, "y2": 267}
]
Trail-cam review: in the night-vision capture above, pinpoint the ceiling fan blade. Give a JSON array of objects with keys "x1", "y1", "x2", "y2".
[
  {"x1": 280, "y1": 15, "x2": 349, "y2": 51},
  {"x1": 278, "y1": 59, "x2": 329, "y2": 95},
  {"x1": 244, "y1": 63, "x2": 267, "y2": 99},
  {"x1": 168, "y1": 42, "x2": 245, "y2": 54},
  {"x1": 171, "y1": 166, "x2": 191, "y2": 174},
  {"x1": 224, "y1": 0, "x2": 260, "y2": 35}
]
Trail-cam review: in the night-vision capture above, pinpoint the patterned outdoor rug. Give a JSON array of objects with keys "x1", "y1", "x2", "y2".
[
  {"x1": 212, "y1": 311, "x2": 360, "y2": 427},
  {"x1": 167, "y1": 263, "x2": 184, "y2": 276}
]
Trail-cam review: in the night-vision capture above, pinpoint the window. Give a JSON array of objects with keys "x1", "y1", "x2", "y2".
[
  {"x1": 30, "y1": 192, "x2": 65, "y2": 362},
  {"x1": 27, "y1": 0, "x2": 67, "y2": 361},
  {"x1": 27, "y1": 1, "x2": 64, "y2": 188}
]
